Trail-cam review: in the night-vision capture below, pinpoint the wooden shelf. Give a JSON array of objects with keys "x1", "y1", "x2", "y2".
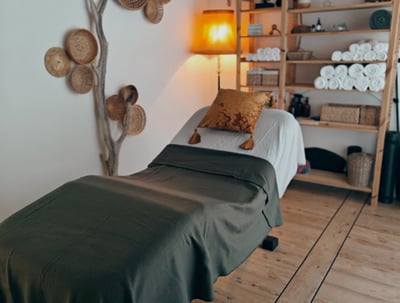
[
  {"x1": 298, "y1": 118, "x2": 379, "y2": 133},
  {"x1": 294, "y1": 169, "x2": 372, "y2": 193},
  {"x1": 241, "y1": 7, "x2": 281, "y2": 14},
  {"x1": 236, "y1": 0, "x2": 400, "y2": 206},
  {"x1": 288, "y1": 1, "x2": 393, "y2": 14},
  {"x1": 287, "y1": 29, "x2": 390, "y2": 37},
  {"x1": 285, "y1": 83, "x2": 383, "y2": 93},
  {"x1": 286, "y1": 59, "x2": 387, "y2": 65}
]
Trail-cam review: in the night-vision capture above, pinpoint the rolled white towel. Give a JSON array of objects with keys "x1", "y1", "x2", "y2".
[
  {"x1": 246, "y1": 53, "x2": 254, "y2": 61},
  {"x1": 359, "y1": 42, "x2": 372, "y2": 52},
  {"x1": 320, "y1": 65, "x2": 335, "y2": 78},
  {"x1": 331, "y1": 50, "x2": 343, "y2": 61},
  {"x1": 369, "y1": 77, "x2": 385, "y2": 92},
  {"x1": 363, "y1": 50, "x2": 377, "y2": 61},
  {"x1": 349, "y1": 63, "x2": 365, "y2": 78},
  {"x1": 353, "y1": 51, "x2": 364, "y2": 61},
  {"x1": 272, "y1": 47, "x2": 280, "y2": 55},
  {"x1": 377, "y1": 63, "x2": 387, "y2": 74},
  {"x1": 335, "y1": 64, "x2": 348, "y2": 78},
  {"x1": 375, "y1": 51, "x2": 387, "y2": 61},
  {"x1": 314, "y1": 76, "x2": 328, "y2": 89},
  {"x1": 355, "y1": 76, "x2": 369, "y2": 92},
  {"x1": 342, "y1": 51, "x2": 354, "y2": 61},
  {"x1": 349, "y1": 43, "x2": 360, "y2": 53},
  {"x1": 272, "y1": 53, "x2": 281, "y2": 61},
  {"x1": 365, "y1": 63, "x2": 384, "y2": 77},
  {"x1": 373, "y1": 42, "x2": 389, "y2": 53},
  {"x1": 341, "y1": 76, "x2": 355, "y2": 90},
  {"x1": 328, "y1": 78, "x2": 341, "y2": 90}
]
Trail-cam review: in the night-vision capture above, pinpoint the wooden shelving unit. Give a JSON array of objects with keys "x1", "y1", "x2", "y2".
[{"x1": 236, "y1": 0, "x2": 400, "y2": 206}]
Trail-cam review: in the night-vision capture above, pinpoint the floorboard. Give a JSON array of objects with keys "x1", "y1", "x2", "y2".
[{"x1": 192, "y1": 181, "x2": 400, "y2": 303}]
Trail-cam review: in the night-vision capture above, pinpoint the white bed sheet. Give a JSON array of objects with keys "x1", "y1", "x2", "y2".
[{"x1": 171, "y1": 107, "x2": 306, "y2": 198}]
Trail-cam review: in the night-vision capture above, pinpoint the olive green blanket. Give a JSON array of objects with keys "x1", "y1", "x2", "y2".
[{"x1": 0, "y1": 145, "x2": 282, "y2": 303}]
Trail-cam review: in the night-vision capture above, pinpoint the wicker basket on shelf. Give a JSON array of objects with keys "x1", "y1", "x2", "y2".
[
  {"x1": 347, "y1": 152, "x2": 374, "y2": 187},
  {"x1": 287, "y1": 51, "x2": 312, "y2": 60}
]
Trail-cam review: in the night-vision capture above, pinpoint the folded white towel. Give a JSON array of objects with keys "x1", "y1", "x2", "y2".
[
  {"x1": 342, "y1": 51, "x2": 354, "y2": 61},
  {"x1": 349, "y1": 63, "x2": 365, "y2": 78},
  {"x1": 335, "y1": 65, "x2": 348, "y2": 78},
  {"x1": 355, "y1": 76, "x2": 369, "y2": 92},
  {"x1": 320, "y1": 65, "x2": 335, "y2": 78},
  {"x1": 369, "y1": 77, "x2": 385, "y2": 92},
  {"x1": 365, "y1": 63, "x2": 384, "y2": 77},
  {"x1": 328, "y1": 78, "x2": 341, "y2": 90},
  {"x1": 341, "y1": 76, "x2": 355, "y2": 90},
  {"x1": 331, "y1": 50, "x2": 343, "y2": 61},
  {"x1": 314, "y1": 76, "x2": 328, "y2": 89}
]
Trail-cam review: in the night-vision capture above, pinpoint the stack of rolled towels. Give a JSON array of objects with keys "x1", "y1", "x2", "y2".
[
  {"x1": 330, "y1": 40, "x2": 389, "y2": 62},
  {"x1": 314, "y1": 62, "x2": 386, "y2": 92},
  {"x1": 246, "y1": 47, "x2": 281, "y2": 62}
]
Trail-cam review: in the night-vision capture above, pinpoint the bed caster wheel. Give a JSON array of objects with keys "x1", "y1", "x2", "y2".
[{"x1": 262, "y1": 236, "x2": 279, "y2": 251}]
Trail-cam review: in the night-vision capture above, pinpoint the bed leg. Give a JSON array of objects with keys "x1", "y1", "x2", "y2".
[{"x1": 261, "y1": 235, "x2": 279, "y2": 251}]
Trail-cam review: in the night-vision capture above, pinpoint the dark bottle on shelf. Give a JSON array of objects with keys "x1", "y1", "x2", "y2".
[
  {"x1": 293, "y1": 94, "x2": 303, "y2": 117},
  {"x1": 302, "y1": 97, "x2": 311, "y2": 117}
]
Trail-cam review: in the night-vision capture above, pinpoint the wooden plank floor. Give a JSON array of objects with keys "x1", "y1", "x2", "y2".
[{"x1": 193, "y1": 181, "x2": 400, "y2": 303}]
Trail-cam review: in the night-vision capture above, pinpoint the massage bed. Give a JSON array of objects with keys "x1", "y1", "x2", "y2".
[{"x1": 0, "y1": 103, "x2": 305, "y2": 303}]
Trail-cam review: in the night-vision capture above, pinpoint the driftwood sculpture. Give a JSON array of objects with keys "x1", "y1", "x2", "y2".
[{"x1": 45, "y1": 0, "x2": 169, "y2": 175}]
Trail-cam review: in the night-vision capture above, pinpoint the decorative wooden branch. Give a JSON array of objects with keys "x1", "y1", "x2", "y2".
[
  {"x1": 45, "y1": 1, "x2": 169, "y2": 176},
  {"x1": 86, "y1": 0, "x2": 164, "y2": 176}
]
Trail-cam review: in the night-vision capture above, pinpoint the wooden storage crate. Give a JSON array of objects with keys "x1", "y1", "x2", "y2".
[
  {"x1": 246, "y1": 71, "x2": 262, "y2": 86},
  {"x1": 320, "y1": 103, "x2": 361, "y2": 124},
  {"x1": 359, "y1": 105, "x2": 380, "y2": 126},
  {"x1": 262, "y1": 70, "x2": 279, "y2": 86}
]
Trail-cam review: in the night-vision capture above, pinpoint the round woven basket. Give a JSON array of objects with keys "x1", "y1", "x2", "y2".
[
  {"x1": 125, "y1": 104, "x2": 146, "y2": 135},
  {"x1": 119, "y1": 85, "x2": 138, "y2": 104},
  {"x1": 44, "y1": 47, "x2": 71, "y2": 77},
  {"x1": 66, "y1": 29, "x2": 98, "y2": 64},
  {"x1": 347, "y1": 152, "x2": 374, "y2": 187},
  {"x1": 117, "y1": 0, "x2": 147, "y2": 10},
  {"x1": 145, "y1": 0, "x2": 163, "y2": 24},
  {"x1": 106, "y1": 95, "x2": 126, "y2": 121},
  {"x1": 69, "y1": 65, "x2": 95, "y2": 94}
]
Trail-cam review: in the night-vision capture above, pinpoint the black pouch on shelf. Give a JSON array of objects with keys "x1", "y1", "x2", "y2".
[{"x1": 305, "y1": 147, "x2": 347, "y2": 173}]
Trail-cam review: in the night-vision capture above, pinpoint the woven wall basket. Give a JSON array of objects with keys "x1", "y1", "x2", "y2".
[
  {"x1": 44, "y1": 47, "x2": 71, "y2": 77},
  {"x1": 106, "y1": 95, "x2": 126, "y2": 121},
  {"x1": 69, "y1": 65, "x2": 95, "y2": 94},
  {"x1": 117, "y1": 0, "x2": 147, "y2": 10},
  {"x1": 126, "y1": 104, "x2": 146, "y2": 135},
  {"x1": 66, "y1": 29, "x2": 98, "y2": 65},
  {"x1": 145, "y1": 0, "x2": 163, "y2": 24},
  {"x1": 119, "y1": 85, "x2": 138, "y2": 104}
]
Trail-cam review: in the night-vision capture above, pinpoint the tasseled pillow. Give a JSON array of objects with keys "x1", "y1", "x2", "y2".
[{"x1": 188, "y1": 89, "x2": 271, "y2": 150}]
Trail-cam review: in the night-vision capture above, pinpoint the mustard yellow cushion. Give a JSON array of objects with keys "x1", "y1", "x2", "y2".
[
  {"x1": 198, "y1": 89, "x2": 270, "y2": 133},
  {"x1": 188, "y1": 89, "x2": 271, "y2": 150}
]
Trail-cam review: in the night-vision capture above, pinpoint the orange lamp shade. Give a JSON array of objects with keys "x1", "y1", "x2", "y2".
[{"x1": 192, "y1": 10, "x2": 236, "y2": 55}]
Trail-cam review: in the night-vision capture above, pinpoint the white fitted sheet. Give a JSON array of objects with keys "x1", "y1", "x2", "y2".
[{"x1": 171, "y1": 107, "x2": 306, "y2": 198}]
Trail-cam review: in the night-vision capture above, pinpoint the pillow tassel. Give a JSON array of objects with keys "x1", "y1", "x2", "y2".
[
  {"x1": 188, "y1": 128, "x2": 201, "y2": 144},
  {"x1": 240, "y1": 135, "x2": 254, "y2": 150}
]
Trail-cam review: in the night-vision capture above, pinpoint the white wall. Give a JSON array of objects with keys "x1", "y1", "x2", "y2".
[{"x1": 0, "y1": 0, "x2": 236, "y2": 222}]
